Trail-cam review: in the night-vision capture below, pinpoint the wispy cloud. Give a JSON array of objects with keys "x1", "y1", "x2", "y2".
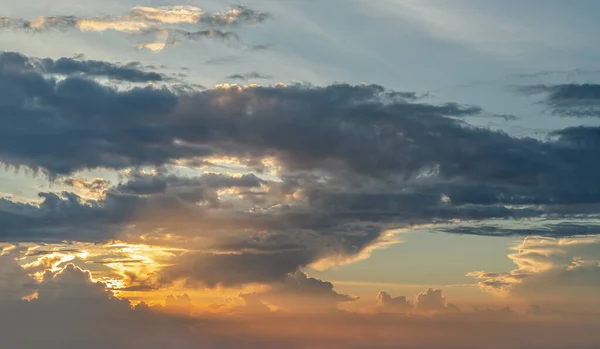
[
  {"x1": 226, "y1": 72, "x2": 272, "y2": 81},
  {"x1": 468, "y1": 236, "x2": 600, "y2": 302},
  {"x1": 0, "y1": 5, "x2": 270, "y2": 51}
]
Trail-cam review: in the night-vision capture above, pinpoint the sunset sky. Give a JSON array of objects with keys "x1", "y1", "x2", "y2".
[{"x1": 1, "y1": 1, "x2": 600, "y2": 348}]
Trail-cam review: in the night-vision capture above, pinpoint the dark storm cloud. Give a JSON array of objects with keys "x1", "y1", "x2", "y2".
[{"x1": 521, "y1": 83, "x2": 600, "y2": 117}]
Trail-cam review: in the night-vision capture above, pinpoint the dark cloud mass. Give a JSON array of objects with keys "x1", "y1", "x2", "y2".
[
  {"x1": 4, "y1": 52, "x2": 600, "y2": 286},
  {"x1": 0, "y1": 51, "x2": 165, "y2": 82},
  {"x1": 522, "y1": 83, "x2": 600, "y2": 117}
]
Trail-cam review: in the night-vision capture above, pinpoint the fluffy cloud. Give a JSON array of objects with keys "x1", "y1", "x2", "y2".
[
  {"x1": 375, "y1": 291, "x2": 412, "y2": 312},
  {"x1": 415, "y1": 288, "x2": 446, "y2": 311},
  {"x1": 375, "y1": 288, "x2": 458, "y2": 314}
]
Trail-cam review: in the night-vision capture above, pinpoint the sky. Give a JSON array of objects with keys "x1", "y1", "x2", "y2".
[{"x1": 1, "y1": 0, "x2": 600, "y2": 348}]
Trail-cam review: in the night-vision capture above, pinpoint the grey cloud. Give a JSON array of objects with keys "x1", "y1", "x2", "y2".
[
  {"x1": 226, "y1": 72, "x2": 272, "y2": 81},
  {"x1": 239, "y1": 270, "x2": 357, "y2": 312},
  {"x1": 0, "y1": 172, "x2": 266, "y2": 243},
  {"x1": 159, "y1": 250, "x2": 316, "y2": 288},
  {"x1": 0, "y1": 252, "x2": 37, "y2": 302},
  {"x1": 0, "y1": 263, "x2": 228, "y2": 349},
  {"x1": 522, "y1": 83, "x2": 600, "y2": 117},
  {"x1": 37, "y1": 56, "x2": 165, "y2": 82},
  {"x1": 6, "y1": 52, "x2": 600, "y2": 286},
  {"x1": 443, "y1": 222, "x2": 600, "y2": 237}
]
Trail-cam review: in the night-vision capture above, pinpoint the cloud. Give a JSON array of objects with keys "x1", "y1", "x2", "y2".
[
  {"x1": 136, "y1": 28, "x2": 241, "y2": 52},
  {"x1": 0, "y1": 263, "x2": 229, "y2": 349},
  {"x1": 0, "y1": 51, "x2": 165, "y2": 82},
  {"x1": 1, "y1": 259, "x2": 600, "y2": 348},
  {"x1": 130, "y1": 5, "x2": 270, "y2": 27},
  {"x1": 375, "y1": 291, "x2": 412, "y2": 312},
  {"x1": 0, "y1": 250, "x2": 37, "y2": 302},
  {"x1": 415, "y1": 288, "x2": 446, "y2": 312},
  {"x1": 468, "y1": 236, "x2": 600, "y2": 302},
  {"x1": 375, "y1": 288, "x2": 461, "y2": 314},
  {"x1": 6, "y1": 52, "x2": 600, "y2": 287},
  {"x1": 239, "y1": 270, "x2": 357, "y2": 313},
  {"x1": 63, "y1": 177, "x2": 111, "y2": 197},
  {"x1": 442, "y1": 220, "x2": 600, "y2": 238},
  {"x1": 226, "y1": 72, "x2": 272, "y2": 81},
  {"x1": 0, "y1": 5, "x2": 270, "y2": 51},
  {"x1": 521, "y1": 83, "x2": 600, "y2": 117}
]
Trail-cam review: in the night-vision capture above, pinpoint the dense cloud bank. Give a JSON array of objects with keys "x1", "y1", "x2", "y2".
[{"x1": 3, "y1": 52, "x2": 600, "y2": 287}]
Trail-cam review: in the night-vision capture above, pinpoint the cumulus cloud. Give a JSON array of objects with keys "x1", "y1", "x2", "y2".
[
  {"x1": 415, "y1": 288, "x2": 446, "y2": 312},
  {"x1": 375, "y1": 289, "x2": 460, "y2": 314},
  {"x1": 375, "y1": 291, "x2": 412, "y2": 312}
]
